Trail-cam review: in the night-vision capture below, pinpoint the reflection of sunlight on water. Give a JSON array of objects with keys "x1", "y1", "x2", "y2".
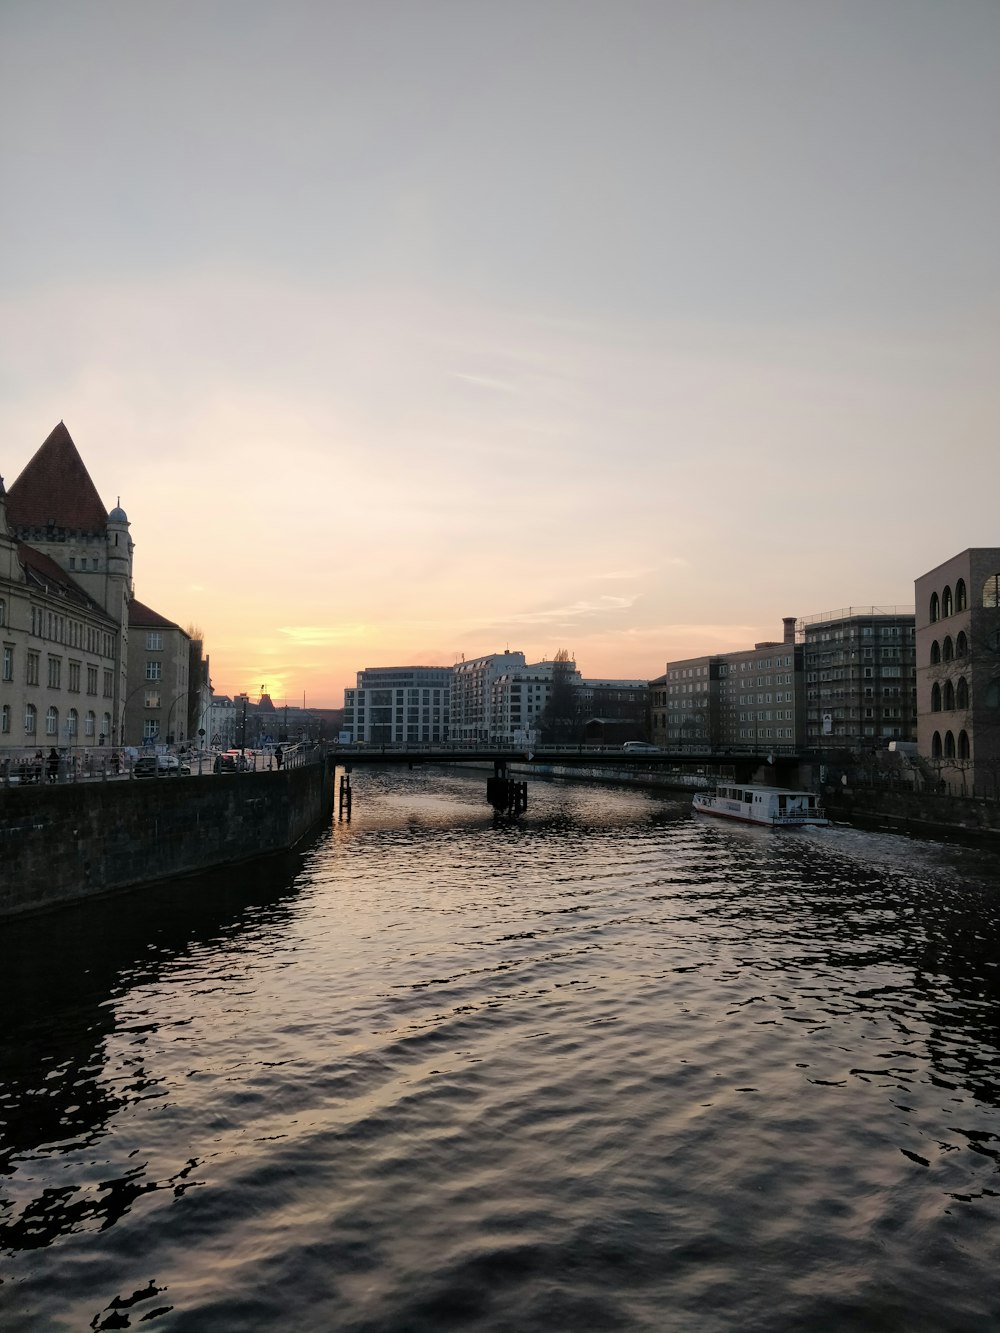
[{"x1": 2, "y1": 770, "x2": 1000, "y2": 1332}]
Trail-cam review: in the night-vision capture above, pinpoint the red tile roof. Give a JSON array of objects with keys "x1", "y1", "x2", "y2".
[
  {"x1": 17, "y1": 542, "x2": 112, "y2": 619},
  {"x1": 129, "y1": 598, "x2": 184, "y2": 633},
  {"x1": 7, "y1": 423, "x2": 109, "y2": 532}
]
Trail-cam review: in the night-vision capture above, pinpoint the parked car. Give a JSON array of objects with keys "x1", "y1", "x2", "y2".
[{"x1": 135, "y1": 755, "x2": 191, "y2": 778}]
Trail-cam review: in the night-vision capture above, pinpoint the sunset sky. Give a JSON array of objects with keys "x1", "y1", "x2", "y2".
[{"x1": 3, "y1": 1, "x2": 999, "y2": 707}]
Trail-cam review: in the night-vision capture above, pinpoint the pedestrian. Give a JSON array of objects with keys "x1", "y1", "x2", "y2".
[
  {"x1": 47, "y1": 747, "x2": 60, "y2": 783},
  {"x1": 275, "y1": 745, "x2": 283, "y2": 770}
]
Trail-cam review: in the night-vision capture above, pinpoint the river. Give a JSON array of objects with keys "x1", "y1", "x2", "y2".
[{"x1": 2, "y1": 768, "x2": 1000, "y2": 1331}]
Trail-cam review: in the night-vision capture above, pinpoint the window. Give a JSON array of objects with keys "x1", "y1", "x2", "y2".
[
  {"x1": 1, "y1": 704, "x2": 9, "y2": 733},
  {"x1": 147, "y1": 632, "x2": 163, "y2": 650},
  {"x1": 930, "y1": 592, "x2": 939, "y2": 622},
  {"x1": 87, "y1": 665, "x2": 98, "y2": 694},
  {"x1": 69, "y1": 661, "x2": 81, "y2": 692},
  {"x1": 103, "y1": 669, "x2": 113, "y2": 697},
  {"x1": 958, "y1": 731, "x2": 970, "y2": 759},
  {"x1": 0, "y1": 598, "x2": 4, "y2": 626},
  {"x1": 930, "y1": 641, "x2": 940, "y2": 664},
  {"x1": 931, "y1": 683, "x2": 941, "y2": 712},
  {"x1": 143, "y1": 719, "x2": 160, "y2": 740},
  {"x1": 46, "y1": 705, "x2": 58, "y2": 736},
  {"x1": 2, "y1": 644, "x2": 12, "y2": 681},
  {"x1": 145, "y1": 690, "x2": 161, "y2": 709},
  {"x1": 27, "y1": 651, "x2": 40, "y2": 685},
  {"x1": 24, "y1": 703, "x2": 36, "y2": 734},
  {"x1": 145, "y1": 660, "x2": 162, "y2": 681},
  {"x1": 942, "y1": 637, "x2": 953, "y2": 662},
  {"x1": 944, "y1": 731, "x2": 956, "y2": 759},
  {"x1": 956, "y1": 579, "x2": 967, "y2": 611},
  {"x1": 102, "y1": 712, "x2": 112, "y2": 741},
  {"x1": 942, "y1": 586, "x2": 953, "y2": 618},
  {"x1": 983, "y1": 574, "x2": 1000, "y2": 609},
  {"x1": 956, "y1": 677, "x2": 969, "y2": 709},
  {"x1": 67, "y1": 708, "x2": 78, "y2": 736},
  {"x1": 944, "y1": 680, "x2": 955, "y2": 710},
  {"x1": 47, "y1": 656, "x2": 61, "y2": 688},
  {"x1": 85, "y1": 710, "x2": 96, "y2": 737},
  {"x1": 932, "y1": 730, "x2": 942, "y2": 758},
  {"x1": 956, "y1": 631, "x2": 968, "y2": 658}
]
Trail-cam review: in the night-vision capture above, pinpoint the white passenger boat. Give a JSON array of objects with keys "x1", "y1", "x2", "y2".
[{"x1": 692, "y1": 783, "x2": 829, "y2": 827}]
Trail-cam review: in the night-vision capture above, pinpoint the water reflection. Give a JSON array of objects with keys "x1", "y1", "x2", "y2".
[
  {"x1": 1, "y1": 849, "x2": 308, "y2": 1190},
  {"x1": 2, "y1": 770, "x2": 1000, "y2": 1331}
]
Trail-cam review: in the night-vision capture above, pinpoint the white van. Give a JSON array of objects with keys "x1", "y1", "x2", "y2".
[{"x1": 622, "y1": 741, "x2": 660, "y2": 753}]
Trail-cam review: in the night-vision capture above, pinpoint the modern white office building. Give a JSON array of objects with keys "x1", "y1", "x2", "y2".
[
  {"x1": 489, "y1": 657, "x2": 583, "y2": 745},
  {"x1": 343, "y1": 665, "x2": 452, "y2": 744}
]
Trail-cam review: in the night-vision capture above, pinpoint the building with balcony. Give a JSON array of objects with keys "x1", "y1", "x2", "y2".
[
  {"x1": 801, "y1": 607, "x2": 916, "y2": 753},
  {"x1": 915, "y1": 549, "x2": 1000, "y2": 797},
  {"x1": 489, "y1": 657, "x2": 585, "y2": 744},
  {"x1": 450, "y1": 652, "x2": 528, "y2": 743}
]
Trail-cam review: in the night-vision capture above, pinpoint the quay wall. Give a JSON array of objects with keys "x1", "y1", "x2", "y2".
[
  {"x1": 823, "y1": 787, "x2": 1000, "y2": 844},
  {"x1": 0, "y1": 761, "x2": 334, "y2": 918}
]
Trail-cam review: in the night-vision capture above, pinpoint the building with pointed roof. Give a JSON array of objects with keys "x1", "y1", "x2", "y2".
[
  {"x1": 1, "y1": 423, "x2": 140, "y2": 758},
  {"x1": 1, "y1": 477, "x2": 120, "y2": 757}
]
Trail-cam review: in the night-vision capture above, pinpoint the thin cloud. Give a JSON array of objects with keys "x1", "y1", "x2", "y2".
[{"x1": 277, "y1": 625, "x2": 369, "y2": 646}]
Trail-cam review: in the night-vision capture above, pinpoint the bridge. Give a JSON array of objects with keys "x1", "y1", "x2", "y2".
[{"x1": 330, "y1": 742, "x2": 811, "y2": 817}]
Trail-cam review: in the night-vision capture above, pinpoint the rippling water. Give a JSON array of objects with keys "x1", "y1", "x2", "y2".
[{"x1": 3, "y1": 769, "x2": 1000, "y2": 1331}]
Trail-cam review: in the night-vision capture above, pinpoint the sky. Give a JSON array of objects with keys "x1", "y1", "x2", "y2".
[{"x1": 2, "y1": 0, "x2": 998, "y2": 707}]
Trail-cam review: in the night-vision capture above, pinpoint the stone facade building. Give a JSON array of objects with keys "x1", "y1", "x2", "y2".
[
  {"x1": 1, "y1": 425, "x2": 132, "y2": 756},
  {"x1": 915, "y1": 549, "x2": 1000, "y2": 797},
  {"x1": 122, "y1": 600, "x2": 193, "y2": 746},
  {"x1": 652, "y1": 620, "x2": 801, "y2": 750}
]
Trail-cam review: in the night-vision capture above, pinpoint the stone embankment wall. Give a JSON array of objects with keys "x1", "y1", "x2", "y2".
[
  {"x1": 824, "y1": 787, "x2": 1000, "y2": 844},
  {"x1": 0, "y1": 762, "x2": 334, "y2": 918}
]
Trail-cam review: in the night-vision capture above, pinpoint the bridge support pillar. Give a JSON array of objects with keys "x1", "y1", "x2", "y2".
[
  {"x1": 486, "y1": 761, "x2": 528, "y2": 818},
  {"x1": 338, "y1": 771, "x2": 352, "y2": 821}
]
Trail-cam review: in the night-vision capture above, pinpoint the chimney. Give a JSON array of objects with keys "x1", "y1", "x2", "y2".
[{"x1": 783, "y1": 617, "x2": 796, "y2": 644}]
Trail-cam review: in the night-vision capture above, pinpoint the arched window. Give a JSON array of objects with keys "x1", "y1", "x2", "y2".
[
  {"x1": 944, "y1": 680, "x2": 955, "y2": 710},
  {"x1": 956, "y1": 579, "x2": 967, "y2": 611},
  {"x1": 943, "y1": 636, "x2": 954, "y2": 662},
  {"x1": 984, "y1": 574, "x2": 1000, "y2": 609},
  {"x1": 931, "y1": 682, "x2": 942, "y2": 712},
  {"x1": 68, "y1": 708, "x2": 78, "y2": 737},
  {"x1": 930, "y1": 592, "x2": 940, "y2": 622},
  {"x1": 932, "y1": 730, "x2": 942, "y2": 757},
  {"x1": 956, "y1": 677, "x2": 969, "y2": 709},
  {"x1": 944, "y1": 731, "x2": 956, "y2": 758},
  {"x1": 1, "y1": 703, "x2": 10, "y2": 734},
  {"x1": 958, "y1": 731, "x2": 970, "y2": 759},
  {"x1": 943, "y1": 586, "x2": 953, "y2": 617},
  {"x1": 930, "y1": 640, "x2": 941, "y2": 664},
  {"x1": 24, "y1": 703, "x2": 37, "y2": 734},
  {"x1": 46, "y1": 706, "x2": 59, "y2": 736},
  {"x1": 956, "y1": 631, "x2": 968, "y2": 658},
  {"x1": 102, "y1": 712, "x2": 112, "y2": 741},
  {"x1": 85, "y1": 710, "x2": 96, "y2": 737}
]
